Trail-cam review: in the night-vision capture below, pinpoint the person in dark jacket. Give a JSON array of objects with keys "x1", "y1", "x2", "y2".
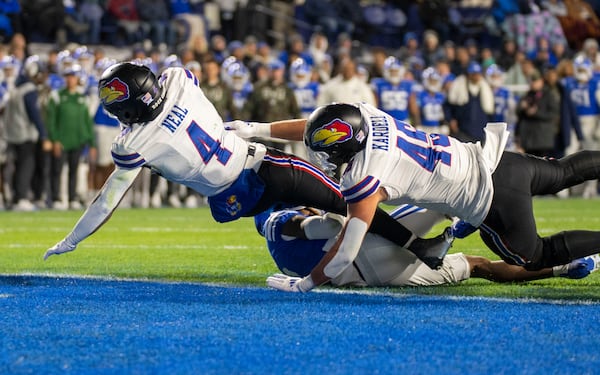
[
  {"x1": 542, "y1": 63, "x2": 584, "y2": 158},
  {"x1": 516, "y1": 69, "x2": 561, "y2": 157}
]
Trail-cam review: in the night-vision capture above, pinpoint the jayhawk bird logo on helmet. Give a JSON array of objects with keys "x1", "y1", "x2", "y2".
[
  {"x1": 99, "y1": 78, "x2": 130, "y2": 105},
  {"x1": 311, "y1": 119, "x2": 354, "y2": 147}
]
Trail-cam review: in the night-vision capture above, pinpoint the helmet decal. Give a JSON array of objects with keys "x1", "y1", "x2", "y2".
[
  {"x1": 311, "y1": 119, "x2": 354, "y2": 147},
  {"x1": 100, "y1": 77, "x2": 130, "y2": 105}
]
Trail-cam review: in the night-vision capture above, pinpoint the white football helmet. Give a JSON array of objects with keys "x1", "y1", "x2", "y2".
[
  {"x1": 227, "y1": 62, "x2": 250, "y2": 91},
  {"x1": 290, "y1": 58, "x2": 312, "y2": 87},
  {"x1": 574, "y1": 55, "x2": 593, "y2": 82},
  {"x1": 383, "y1": 56, "x2": 405, "y2": 85},
  {"x1": 421, "y1": 67, "x2": 442, "y2": 92},
  {"x1": 485, "y1": 64, "x2": 505, "y2": 88}
]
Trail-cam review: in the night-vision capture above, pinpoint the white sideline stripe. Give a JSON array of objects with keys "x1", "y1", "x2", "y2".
[
  {"x1": 1, "y1": 273, "x2": 598, "y2": 306},
  {"x1": 7, "y1": 243, "x2": 254, "y2": 250}
]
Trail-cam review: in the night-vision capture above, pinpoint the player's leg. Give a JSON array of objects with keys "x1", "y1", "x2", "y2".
[
  {"x1": 468, "y1": 256, "x2": 553, "y2": 282},
  {"x1": 483, "y1": 151, "x2": 600, "y2": 270},
  {"x1": 525, "y1": 150, "x2": 600, "y2": 195}
]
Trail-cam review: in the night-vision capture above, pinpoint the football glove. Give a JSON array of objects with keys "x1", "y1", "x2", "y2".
[
  {"x1": 266, "y1": 273, "x2": 314, "y2": 292},
  {"x1": 44, "y1": 239, "x2": 77, "y2": 260},
  {"x1": 554, "y1": 254, "x2": 600, "y2": 279},
  {"x1": 223, "y1": 120, "x2": 270, "y2": 139}
]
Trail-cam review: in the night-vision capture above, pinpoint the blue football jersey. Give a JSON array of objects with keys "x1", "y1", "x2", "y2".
[
  {"x1": 371, "y1": 77, "x2": 414, "y2": 121},
  {"x1": 254, "y1": 209, "x2": 327, "y2": 277},
  {"x1": 491, "y1": 87, "x2": 511, "y2": 122},
  {"x1": 232, "y1": 82, "x2": 253, "y2": 112},
  {"x1": 418, "y1": 91, "x2": 445, "y2": 127},
  {"x1": 290, "y1": 81, "x2": 319, "y2": 118},
  {"x1": 564, "y1": 76, "x2": 600, "y2": 116}
]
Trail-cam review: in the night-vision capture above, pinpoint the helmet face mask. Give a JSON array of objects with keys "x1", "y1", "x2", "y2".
[
  {"x1": 304, "y1": 103, "x2": 368, "y2": 171},
  {"x1": 98, "y1": 62, "x2": 166, "y2": 125}
]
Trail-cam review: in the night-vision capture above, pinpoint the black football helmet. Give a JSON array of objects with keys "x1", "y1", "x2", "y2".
[
  {"x1": 303, "y1": 103, "x2": 368, "y2": 172},
  {"x1": 98, "y1": 62, "x2": 166, "y2": 125}
]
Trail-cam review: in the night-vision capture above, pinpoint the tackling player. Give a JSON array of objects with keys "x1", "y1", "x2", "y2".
[
  {"x1": 227, "y1": 102, "x2": 600, "y2": 292},
  {"x1": 44, "y1": 63, "x2": 451, "y2": 264},
  {"x1": 258, "y1": 205, "x2": 599, "y2": 288}
]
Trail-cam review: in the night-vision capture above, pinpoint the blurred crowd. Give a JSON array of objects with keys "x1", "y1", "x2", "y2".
[{"x1": 2, "y1": 0, "x2": 600, "y2": 211}]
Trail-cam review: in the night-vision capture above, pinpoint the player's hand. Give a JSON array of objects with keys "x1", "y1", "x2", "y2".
[
  {"x1": 223, "y1": 120, "x2": 270, "y2": 139},
  {"x1": 267, "y1": 273, "x2": 313, "y2": 292},
  {"x1": 44, "y1": 239, "x2": 77, "y2": 260}
]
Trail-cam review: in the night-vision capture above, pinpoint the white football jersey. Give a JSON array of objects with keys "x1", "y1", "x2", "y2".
[
  {"x1": 340, "y1": 103, "x2": 507, "y2": 226},
  {"x1": 111, "y1": 68, "x2": 251, "y2": 196}
]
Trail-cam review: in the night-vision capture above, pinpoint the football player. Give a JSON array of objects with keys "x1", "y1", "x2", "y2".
[
  {"x1": 259, "y1": 205, "x2": 599, "y2": 288},
  {"x1": 371, "y1": 56, "x2": 415, "y2": 121},
  {"x1": 227, "y1": 103, "x2": 600, "y2": 292},
  {"x1": 44, "y1": 63, "x2": 451, "y2": 264}
]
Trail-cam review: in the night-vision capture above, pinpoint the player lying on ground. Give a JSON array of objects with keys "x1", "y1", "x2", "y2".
[
  {"x1": 257, "y1": 205, "x2": 599, "y2": 288},
  {"x1": 44, "y1": 63, "x2": 450, "y2": 266},
  {"x1": 227, "y1": 102, "x2": 600, "y2": 292}
]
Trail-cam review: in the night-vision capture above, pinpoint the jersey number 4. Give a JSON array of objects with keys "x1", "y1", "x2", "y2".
[
  {"x1": 186, "y1": 121, "x2": 232, "y2": 165},
  {"x1": 395, "y1": 120, "x2": 451, "y2": 172}
]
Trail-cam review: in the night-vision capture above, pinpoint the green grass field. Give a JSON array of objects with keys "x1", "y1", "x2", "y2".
[{"x1": 2, "y1": 198, "x2": 600, "y2": 301}]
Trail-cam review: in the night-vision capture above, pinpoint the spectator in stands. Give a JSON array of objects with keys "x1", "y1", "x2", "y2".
[
  {"x1": 21, "y1": 0, "x2": 64, "y2": 43},
  {"x1": 3, "y1": 55, "x2": 50, "y2": 211},
  {"x1": 421, "y1": 29, "x2": 444, "y2": 67},
  {"x1": 302, "y1": 0, "x2": 354, "y2": 43},
  {"x1": 242, "y1": 35, "x2": 259, "y2": 68},
  {"x1": 397, "y1": 32, "x2": 421, "y2": 62},
  {"x1": 505, "y1": 51, "x2": 536, "y2": 97},
  {"x1": 0, "y1": 0, "x2": 21, "y2": 42},
  {"x1": 201, "y1": 59, "x2": 236, "y2": 121},
  {"x1": 243, "y1": 59, "x2": 300, "y2": 127},
  {"x1": 542, "y1": 63, "x2": 583, "y2": 159},
  {"x1": 446, "y1": 61, "x2": 495, "y2": 142},
  {"x1": 209, "y1": 34, "x2": 228, "y2": 64},
  {"x1": 79, "y1": 0, "x2": 104, "y2": 45},
  {"x1": 47, "y1": 64, "x2": 96, "y2": 210},
  {"x1": 62, "y1": 0, "x2": 90, "y2": 44},
  {"x1": 516, "y1": 69, "x2": 560, "y2": 157},
  {"x1": 451, "y1": 45, "x2": 470, "y2": 76},
  {"x1": 367, "y1": 46, "x2": 387, "y2": 80},
  {"x1": 278, "y1": 33, "x2": 313, "y2": 69},
  {"x1": 308, "y1": 31, "x2": 329, "y2": 69},
  {"x1": 317, "y1": 57, "x2": 375, "y2": 107},
  {"x1": 105, "y1": 0, "x2": 145, "y2": 45},
  {"x1": 137, "y1": 0, "x2": 175, "y2": 49},
  {"x1": 495, "y1": 37, "x2": 518, "y2": 71}
]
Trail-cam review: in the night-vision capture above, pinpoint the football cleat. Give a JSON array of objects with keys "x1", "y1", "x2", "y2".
[{"x1": 408, "y1": 227, "x2": 454, "y2": 270}]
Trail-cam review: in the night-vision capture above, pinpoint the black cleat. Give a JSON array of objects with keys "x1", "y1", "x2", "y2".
[{"x1": 408, "y1": 227, "x2": 454, "y2": 269}]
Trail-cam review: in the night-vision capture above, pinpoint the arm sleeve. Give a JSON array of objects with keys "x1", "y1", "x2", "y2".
[{"x1": 64, "y1": 168, "x2": 141, "y2": 246}]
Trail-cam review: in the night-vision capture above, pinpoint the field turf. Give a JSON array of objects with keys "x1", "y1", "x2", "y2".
[
  {"x1": 2, "y1": 198, "x2": 600, "y2": 300},
  {"x1": 2, "y1": 198, "x2": 600, "y2": 374}
]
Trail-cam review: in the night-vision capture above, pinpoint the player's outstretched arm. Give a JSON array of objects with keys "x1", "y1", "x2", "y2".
[
  {"x1": 44, "y1": 168, "x2": 141, "y2": 260},
  {"x1": 224, "y1": 119, "x2": 307, "y2": 141}
]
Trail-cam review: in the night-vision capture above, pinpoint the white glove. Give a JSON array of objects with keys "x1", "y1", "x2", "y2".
[
  {"x1": 223, "y1": 120, "x2": 271, "y2": 139},
  {"x1": 44, "y1": 239, "x2": 77, "y2": 260},
  {"x1": 266, "y1": 273, "x2": 314, "y2": 292}
]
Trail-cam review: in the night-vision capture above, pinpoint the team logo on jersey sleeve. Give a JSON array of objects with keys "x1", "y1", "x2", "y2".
[
  {"x1": 311, "y1": 119, "x2": 353, "y2": 147},
  {"x1": 99, "y1": 78, "x2": 130, "y2": 104}
]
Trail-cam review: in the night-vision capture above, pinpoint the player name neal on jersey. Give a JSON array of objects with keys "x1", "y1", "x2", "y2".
[
  {"x1": 161, "y1": 104, "x2": 189, "y2": 133},
  {"x1": 371, "y1": 116, "x2": 390, "y2": 151}
]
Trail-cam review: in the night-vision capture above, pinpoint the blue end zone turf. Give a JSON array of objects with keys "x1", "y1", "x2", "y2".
[{"x1": 1, "y1": 276, "x2": 599, "y2": 374}]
